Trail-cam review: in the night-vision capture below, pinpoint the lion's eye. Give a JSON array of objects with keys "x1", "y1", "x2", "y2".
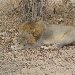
[
  {"x1": 18, "y1": 42, "x2": 20, "y2": 44},
  {"x1": 24, "y1": 44, "x2": 25, "y2": 46}
]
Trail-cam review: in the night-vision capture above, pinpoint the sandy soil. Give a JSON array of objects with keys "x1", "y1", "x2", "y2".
[
  {"x1": 0, "y1": 14, "x2": 75, "y2": 75},
  {"x1": 0, "y1": 0, "x2": 75, "y2": 75}
]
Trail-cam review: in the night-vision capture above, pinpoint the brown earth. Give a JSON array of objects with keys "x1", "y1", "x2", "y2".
[{"x1": 0, "y1": 0, "x2": 75, "y2": 75}]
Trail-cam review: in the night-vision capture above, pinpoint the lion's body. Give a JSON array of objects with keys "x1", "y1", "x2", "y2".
[
  {"x1": 40, "y1": 25, "x2": 75, "y2": 47},
  {"x1": 11, "y1": 21, "x2": 75, "y2": 49}
]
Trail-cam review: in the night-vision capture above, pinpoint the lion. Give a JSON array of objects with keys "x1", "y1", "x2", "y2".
[{"x1": 11, "y1": 20, "x2": 75, "y2": 49}]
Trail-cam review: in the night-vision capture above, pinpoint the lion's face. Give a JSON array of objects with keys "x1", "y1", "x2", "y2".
[{"x1": 17, "y1": 21, "x2": 44, "y2": 45}]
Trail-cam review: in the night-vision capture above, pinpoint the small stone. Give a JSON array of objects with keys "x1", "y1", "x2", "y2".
[
  {"x1": 44, "y1": 46, "x2": 49, "y2": 50},
  {"x1": 40, "y1": 46, "x2": 45, "y2": 49}
]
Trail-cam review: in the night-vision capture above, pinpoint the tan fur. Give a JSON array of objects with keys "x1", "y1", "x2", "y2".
[
  {"x1": 41, "y1": 25, "x2": 75, "y2": 47},
  {"x1": 11, "y1": 21, "x2": 45, "y2": 49},
  {"x1": 17, "y1": 21, "x2": 45, "y2": 45},
  {"x1": 11, "y1": 21, "x2": 75, "y2": 49}
]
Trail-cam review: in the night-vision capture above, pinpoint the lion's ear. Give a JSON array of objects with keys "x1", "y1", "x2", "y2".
[{"x1": 36, "y1": 20, "x2": 43, "y2": 24}]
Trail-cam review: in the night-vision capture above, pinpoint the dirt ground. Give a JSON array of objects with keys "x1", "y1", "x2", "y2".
[{"x1": 0, "y1": 0, "x2": 75, "y2": 75}]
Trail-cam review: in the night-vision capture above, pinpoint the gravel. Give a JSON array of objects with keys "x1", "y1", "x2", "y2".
[{"x1": 0, "y1": 0, "x2": 75, "y2": 75}]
